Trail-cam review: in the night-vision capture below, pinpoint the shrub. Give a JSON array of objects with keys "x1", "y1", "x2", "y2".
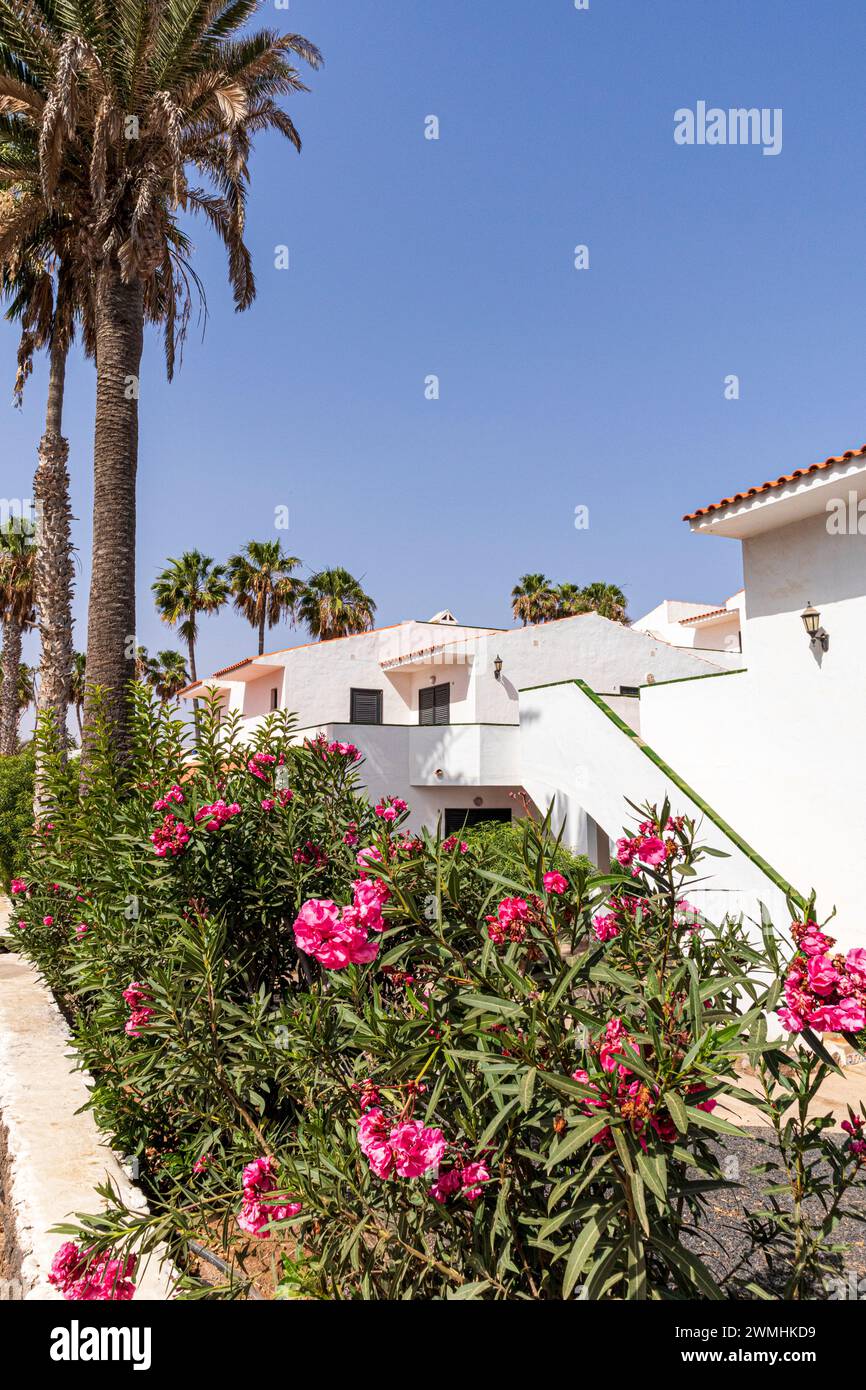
[
  {"x1": 0, "y1": 745, "x2": 35, "y2": 890},
  {"x1": 12, "y1": 691, "x2": 866, "y2": 1300}
]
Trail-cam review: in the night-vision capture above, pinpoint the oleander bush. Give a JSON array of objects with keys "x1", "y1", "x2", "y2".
[
  {"x1": 0, "y1": 744, "x2": 36, "y2": 890},
  {"x1": 10, "y1": 691, "x2": 866, "y2": 1300}
]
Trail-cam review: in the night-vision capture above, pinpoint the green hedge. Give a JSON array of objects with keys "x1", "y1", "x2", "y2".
[{"x1": 0, "y1": 746, "x2": 35, "y2": 890}]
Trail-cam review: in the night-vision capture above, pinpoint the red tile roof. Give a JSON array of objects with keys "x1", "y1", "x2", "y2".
[
  {"x1": 683, "y1": 444, "x2": 866, "y2": 521},
  {"x1": 678, "y1": 607, "x2": 730, "y2": 625}
]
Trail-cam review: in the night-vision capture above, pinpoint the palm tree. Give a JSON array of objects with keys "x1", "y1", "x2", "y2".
[
  {"x1": 152, "y1": 552, "x2": 228, "y2": 686},
  {"x1": 554, "y1": 583, "x2": 589, "y2": 618},
  {"x1": 69, "y1": 650, "x2": 86, "y2": 743},
  {"x1": 298, "y1": 569, "x2": 376, "y2": 641},
  {"x1": 0, "y1": 3, "x2": 322, "y2": 758},
  {"x1": 580, "y1": 582, "x2": 629, "y2": 624},
  {"x1": 0, "y1": 522, "x2": 36, "y2": 755},
  {"x1": 511, "y1": 574, "x2": 557, "y2": 626},
  {"x1": 138, "y1": 649, "x2": 189, "y2": 703},
  {"x1": 227, "y1": 541, "x2": 302, "y2": 655}
]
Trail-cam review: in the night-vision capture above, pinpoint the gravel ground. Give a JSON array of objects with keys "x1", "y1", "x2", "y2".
[{"x1": 683, "y1": 1129, "x2": 866, "y2": 1298}]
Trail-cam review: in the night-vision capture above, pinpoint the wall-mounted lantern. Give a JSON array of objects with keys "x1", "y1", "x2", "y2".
[
  {"x1": 801, "y1": 602, "x2": 828, "y2": 651},
  {"x1": 494, "y1": 654, "x2": 503, "y2": 681}
]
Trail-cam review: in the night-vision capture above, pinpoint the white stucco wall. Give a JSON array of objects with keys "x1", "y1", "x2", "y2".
[
  {"x1": 518, "y1": 681, "x2": 794, "y2": 932},
  {"x1": 640, "y1": 510, "x2": 866, "y2": 948}
]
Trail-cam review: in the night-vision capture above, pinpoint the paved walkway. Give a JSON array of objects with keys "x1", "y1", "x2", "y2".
[{"x1": 0, "y1": 898, "x2": 172, "y2": 1300}]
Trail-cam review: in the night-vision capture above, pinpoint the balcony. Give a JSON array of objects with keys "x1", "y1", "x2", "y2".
[{"x1": 408, "y1": 724, "x2": 519, "y2": 787}]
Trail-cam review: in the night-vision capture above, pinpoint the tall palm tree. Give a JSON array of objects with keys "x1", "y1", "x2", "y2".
[
  {"x1": 227, "y1": 541, "x2": 302, "y2": 655},
  {"x1": 511, "y1": 574, "x2": 557, "y2": 626},
  {"x1": 152, "y1": 552, "x2": 228, "y2": 686},
  {"x1": 69, "y1": 650, "x2": 86, "y2": 743},
  {"x1": 580, "y1": 582, "x2": 628, "y2": 624},
  {"x1": 0, "y1": 2, "x2": 322, "y2": 759},
  {"x1": 0, "y1": 521, "x2": 36, "y2": 755},
  {"x1": 298, "y1": 569, "x2": 376, "y2": 641},
  {"x1": 136, "y1": 648, "x2": 188, "y2": 703},
  {"x1": 553, "y1": 583, "x2": 589, "y2": 618}
]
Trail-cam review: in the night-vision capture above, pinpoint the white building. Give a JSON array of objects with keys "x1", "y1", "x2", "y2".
[{"x1": 183, "y1": 443, "x2": 866, "y2": 944}]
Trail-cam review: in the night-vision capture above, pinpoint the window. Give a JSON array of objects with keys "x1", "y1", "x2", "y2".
[
  {"x1": 619, "y1": 685, "x2": 640, "y2": 698},
  {"x1": 270, "y1": 687, "x2": 279, "y2": 711},
  {"x1": 350, "y1": 688, "x2": 383, "y2": 725},
  {"x1": 444, "y1": 808, "x2": 511, "y2": 836},
  {"x1": 419, "y1": 683, "x2": 450, "y2": 726}
]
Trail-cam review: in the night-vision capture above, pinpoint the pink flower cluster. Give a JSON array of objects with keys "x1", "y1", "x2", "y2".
[
  {"x1": 152, "y1": 783, "x2": 184, "y2": 811},
  {"x1": 150, "y1": 812, "x2": 190, "y2": 857},
  {"x1": 247, "y1": 751, "x2": 281, "y2": 782},
  {"x1": 306, "y1": 733, "x2": 361, "y2": 761},
  {"x1": 776, "y1": 922, "x2": 866, "y2": 1035},
  {"x1": 429, "y1": 1160, "x2": 491, "y2": 1204},
  {"x1": 571, "y1": 1018, "x2": 716, "y2": 1151},
  {"x1": 236, "y1": 1156, "x2": 302, "y2": 1238},
  {"x1": 10, "y1": 877, "x2": 27, "y2": 895},
  {"x1": 357, "y1": 1110, "x2": 447, "y2": 1180},
  {"x1": 375, "y1": 796, "x2": 408, "y2": 822},
  {"x1": 592, "y1": 895, "x2": 699, "y2": 943},
  {"x1": 543, "y1": 871, "x2": 568, "y2": 895},
  {"x1": 842, "y1": 1113, "x2": 866, "y2": 1160},
  {"x1": 194, "y1": 799, "x2": 241, "y2": 832},
  {"x1": 486, "y1": 896, "x2": 533, "y2": 948},
  {"x1": 293, "y1": 878, "x2": 390, "y2": 970},
  {"x1": 123, "y1": 981, "x2": 154, "y2": 1037},
  {"x1": 441, "y1": 835, "x2": 468, "y2": 855},
  {"x1": 616, "y1": 817, "x2": 686, "y2": 876},
  {"x1": 49, "y1": 1242, "x2": 137, "y2": 1301}
]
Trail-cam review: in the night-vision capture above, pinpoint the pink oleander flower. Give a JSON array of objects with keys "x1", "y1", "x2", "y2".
[
  {"x1": 194, "y1": 799, "x2": 241, "y2": 832},
  {"x1": 598, "y1": 1018, "x2": 639, "y2": 1077},
  {"x1": 486, "y1": 896, "x2": 531, "y2": 947},
  {"x1": 261, "y1": 798, "x2": 275, "y2": 812},
  {"x1": 343, "y1": 822, "x2": 359, "y2": 847},
  {"x1": 429, "y1": 1169, "x2": 463, "y2": 1203},
  {"x1": 10, "y1": 878, "x2": 27, "y2": 895},
  {"x1": 153, "y1": 783, "x2": 185, "y2": 811},
  {"x1": 351, "y1": 878, "x2": 391, "y2": 930},
  {"x1": 293, "y1": 899, "x2": 380, "y2": 970},
  {"x1": 74, "y1": 922, "x2": 88, "y2": 940},
  {"x1": 388, "y1": 1120, "x2": 447, "y2": 1178},
  {"x1": 846, "y1": 948, "x2": 866, "y2": 987},
  {"x1": 441, "y1": 835, "x2": 469, "y2": 854},
  {"x1": 357, "y1": 1109, "x2": 395, "y2": 1179},
  {"x1": 356, "y1": 846, "x2": 383, "y2": 871},
  {"x1": 615, "y1": 837, "x2": 636, "y2": 867},
  {"x1": 49, "y1": 1242, "x2": 137, "y2": 1301},
  {"x1": 592, "y1": 912, "x2": 619, "y2": 942},
  {"x1": 806, "y1": 954, "x2": 841, "y2": 998},
  {"x1": 42, "y1": 915, "x2": 54, "y2": 926},
  {"x1": 123, "y1": 981, "x2": 154, "y2": 1037},
  {"x1": 375, "y1": 796, "x2": 409, "y2": 822},
  {"x1": 459, "y1": 1161, "x2": 491, "y2": 1201},
  {"x1": 636, "y1": 835, "x2": 666, "y2": 866},
  {"x1": 150, "y1": 812, "x2": 190, "y2": 857},
  {"x1": 543, "y1": 871, "x2": 568, "y2": 895},
  {"x1": 236, "y1": 1156, "x2": 301, "y2": 1238}
]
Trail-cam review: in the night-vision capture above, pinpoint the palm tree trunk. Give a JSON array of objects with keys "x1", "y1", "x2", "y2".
[
  {"x1": 34, "y1": 336, "x2": 74, "y2": 795},
  {"x1": 82, "y1": 262, "x2": 144, "y2": 765},
  {"x1": 258, "y1": 609, "x2": 265, "y2": 655},
  {"x1": 187, "y1": 633, "x2": 200, "y2": 735},
  {"x1": 0, "y1": 619, "x2": 23, "y2": 756}
]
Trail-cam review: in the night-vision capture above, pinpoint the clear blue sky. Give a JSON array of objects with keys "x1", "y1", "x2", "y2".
[{"x1": 4, "y1": 0, "x2": 866, "y2": 681}]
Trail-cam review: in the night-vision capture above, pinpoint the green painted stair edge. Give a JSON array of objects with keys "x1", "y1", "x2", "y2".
[{"x1": 519, "y1": 676, "x2": 807, "y2": 913}]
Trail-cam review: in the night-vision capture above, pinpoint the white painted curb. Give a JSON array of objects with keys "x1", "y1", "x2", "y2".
[{"x1": 0, "y1": 905, "x2": 174, "y2": 1300}]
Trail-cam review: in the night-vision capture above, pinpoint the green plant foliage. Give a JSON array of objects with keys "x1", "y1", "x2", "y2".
[
  {"x1": 11, "y1": 692, "x2": 866, "y2": 1300},
  {"x1": 0, "y1": 744, "x2": 35, "y2": 889}
]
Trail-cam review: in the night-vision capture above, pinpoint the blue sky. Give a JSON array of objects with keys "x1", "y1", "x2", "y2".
[{"x1": 4, "y1": 0, "x2": 866, "y2": 681}]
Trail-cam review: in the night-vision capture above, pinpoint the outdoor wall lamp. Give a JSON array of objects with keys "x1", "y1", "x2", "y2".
[
  {"x1": 801, "y1": 603, "x2": 828, "y2": 651},
  {"x1": 494, "y1": 655, "x2": 503, "y2": 681}
]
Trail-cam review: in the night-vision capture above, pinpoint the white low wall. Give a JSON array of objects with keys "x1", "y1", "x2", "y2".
[
  {"x1": 518, "y1": 681, "x2": 800, "y2": 932},
  {"x1": 0, "y1": 912, "x2": 173, "y2": 1300}
]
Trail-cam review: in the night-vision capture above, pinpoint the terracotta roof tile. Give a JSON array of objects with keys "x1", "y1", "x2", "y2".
[
  {"x1": 678, "y1": 607, "x2": 730, "y2": 625},
  {"x1": 683, "y1": 444, "x2": 866, "y2": 521}
]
